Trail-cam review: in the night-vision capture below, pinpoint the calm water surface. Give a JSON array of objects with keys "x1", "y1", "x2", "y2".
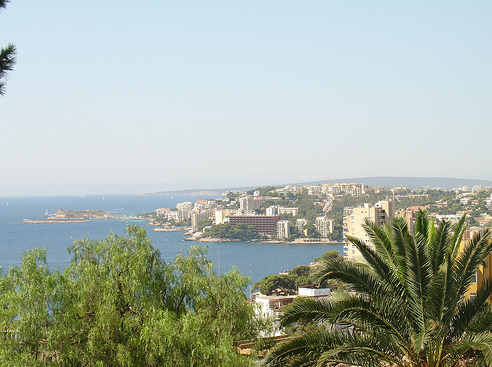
[{"x1": 0, "y1": 195, "x2": 342, "y2": 285}]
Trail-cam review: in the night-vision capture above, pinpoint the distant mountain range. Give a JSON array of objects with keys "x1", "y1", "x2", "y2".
[{"x1": 140, "y1": 177, "x2": 492, "y2": 196}]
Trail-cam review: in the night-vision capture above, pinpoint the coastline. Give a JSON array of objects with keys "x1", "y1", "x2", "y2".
[
  {"x1": 22, "y1": 219, "x2": 91, "y2": 224},
  {"x1": 152, "y1": 227, "x2": 187, "y2": 232},
  {"x1": 183, "y1": 236, "x2": 343, "y2": 245},
  {"x1": 183, "y1": 237, "x2": 240, "y2": 242}
]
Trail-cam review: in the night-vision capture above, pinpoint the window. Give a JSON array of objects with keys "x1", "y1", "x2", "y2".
[{"x1": 471, "y1": 272, "x2": 478, "y2": 284}]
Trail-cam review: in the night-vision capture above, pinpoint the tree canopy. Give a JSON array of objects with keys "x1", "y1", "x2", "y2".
[
  {"x1": 203, "y1": 222, "x2": 259, "y2": 241},
  {"x1": 0, "y1": 226, "x2": 265, "y2": 366}
]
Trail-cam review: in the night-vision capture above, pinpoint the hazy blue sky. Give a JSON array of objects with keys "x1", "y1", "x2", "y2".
[{"x1": 1, "y1": 1, "x2": 491, "y2": 196}]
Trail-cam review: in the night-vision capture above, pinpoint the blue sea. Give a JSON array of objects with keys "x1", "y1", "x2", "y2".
[{"x1": 0, "y1": 194, "x2": 342, "y2": 286}]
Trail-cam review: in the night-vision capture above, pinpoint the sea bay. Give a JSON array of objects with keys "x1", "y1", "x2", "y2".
[{"x1": 0, "y1": 194, "x2": 342, "y2": 286}]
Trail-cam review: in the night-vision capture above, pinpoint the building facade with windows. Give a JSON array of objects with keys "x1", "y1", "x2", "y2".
[
  {"x1": 343, "y1": 200, "x2": 395, "y2": 261},
  {"x1": 229, "y1": 215, "x2": 280, "y2": 236}
]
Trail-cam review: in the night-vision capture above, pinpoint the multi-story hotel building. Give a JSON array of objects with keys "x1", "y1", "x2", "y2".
[{"x1": 229, "y1": 215, "x2": 280, "y2": 236}]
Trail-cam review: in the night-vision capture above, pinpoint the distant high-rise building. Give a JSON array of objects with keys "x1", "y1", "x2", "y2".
[
  {"x1": 315, "y1": 217, "x2": 334, "y2": 238},
  {"x1": 215, "y1": 209, "x2": 233, "y2": 225},
  {"x1": 191, "y1": 210, "x2": 215, "y2": 229},
  {"x1": 266, "y1": 206, "x2": 276, "y2": 216},
  {"x1": 296, "y1": 218, "x2": 308, "y2": 234},
  {"x1": 239, "y1": 196, "x2": 254, "y2": 211},
  {"x1": 395, "y1": 209, "x2": 418, "y2": 234},
  {"x1": 276, "y1": 220, "x2": 290, "y2": 239},
  {"x1": 343, "y1": 200, "x2": 394, "y2": 262}
]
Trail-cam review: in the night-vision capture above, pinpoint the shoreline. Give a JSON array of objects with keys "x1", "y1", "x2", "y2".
[
  {"x1": 183, "y1": 236, "x2": 343, "y2": 244},
  {"x1": 151, "y1": 227, "x2": 188, "y2": 232},
  {"x1": 183, "y1": 237, "x2": 240, "y2": 242},
  {"x1": 22, "y1": 219, "x2": 91, "y2": 224}
]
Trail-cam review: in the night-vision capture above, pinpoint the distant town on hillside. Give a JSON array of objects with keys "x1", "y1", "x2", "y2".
[
  {"x1": 140, "y1": 176, "x2": 492, "y2": 196},
  {"x1": 137, "y1": 180, "x2": 492, "y2": 257}
]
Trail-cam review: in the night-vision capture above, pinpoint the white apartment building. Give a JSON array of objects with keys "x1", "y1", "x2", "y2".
[
  {"x1": 275, "y1": 185, "x2": 299, "y2": 195},
  {"x1": 252, "y1": 196, "x2": 271, "y2": 209},
  {"x1": 276, "y1": 220, "x2": 290, "y2": 239},
  {"x1": 298, "y1": 286, "x2": 331, "y2": 298},
  {"x1": 278, "y1": 207, "x2": 299, "y2": 216},
  {"x1": 320, "y1": 183, "x2": 365, "y2": 196},
  {"x1": 215, "y1": 209, "x2": 230, "y2": 224},
  {"x1": 296, "y1": 218, "x2": 307, "y2": 233},
  {"x1": 435, "y1": 213, "x2": 464, "y2": 223},
  {"x1": 239, "y1": 196, "x2": 254, "y2": 211},
  {"x1": 191, "y1": 209, "x2": 215, "y2": 228},
  {"x1": 343, "y1": 200, "x2": 395, "y2": 262},
  {"x1": 266, "y1": 206, "x2": 276, "y2": 216},
  {"x1": 315, "y1": 217, "x2": 334, "y2": 238},
  {"x1": 486, "y1": 194, "x2": 492, "y2": 208},
  {"x1": 176, "y1": 202, "x2": 193, "y2": 211}
]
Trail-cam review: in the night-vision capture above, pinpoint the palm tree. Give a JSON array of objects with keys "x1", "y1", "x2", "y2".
[
  {"x1": 0, "y1": 0, "x2": 16, "y2": 96},
  {"x1": 263, "y1": 211, "x2": 492, "y2": 366}
]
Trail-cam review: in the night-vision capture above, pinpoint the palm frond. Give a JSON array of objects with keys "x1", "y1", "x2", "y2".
[
  {"x1": 331, "y1": 295, "x2": 410, "y2": 342},
  {"x1": 262, "y1": 330, "x2": 351, "y2": 367},
  {"x1": 345, "y1": 235, "x2": 407, "y2": 297},
  {"x1": 0, "y1": 43, "x2": 16, "y2": 96},
  {"x1": 279, "y1": 297, "x2": 334, "y2": 328},
  {"x1": 443, "y1": 230, "x2": 492, "y2": 324},
  {"x1": 0, "y1": 0, "x2": 10, "y2": 10},
  {"x1": 314, "y1": 256, "x2": 395, "y2": 299},
  {"x1": 451, "y1": 278, "x2": 492, "y2": 336},
  {"x1": 363, "y1": 220, "x2": 397, "y2": 268},
  {"x1": 467, "y1": 305, "x2": 492, "y2": 333},
  {"x1": 448, "y1": 215, "x2": 469, "y2": 261},
  {"x1": 415, "y1": 210, "x2": 433, "y2": 246},
  {"x1": 263, "y1": 330, "x2": 402, "y2": 367},
  {"x1": 424, "y1": 268, "x2": 447, "y2": 321},
  {"x1": 404, "y1": 228, "x2": 433, "y2": 332},
  {"x1": 391, "y1": 216, "x2": 412, "y2": 277},
  {"x1": 428, "y1": 220, "x2": 451, "y2": 274},
  {"x1": 445, "y1": 332, "x2": 492, "y2": 367}
]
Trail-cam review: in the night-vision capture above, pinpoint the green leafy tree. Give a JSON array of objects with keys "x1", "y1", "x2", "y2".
[
  {"x1": 313, "y1": 250, "x2": 343, "y2": 263},
  {"x1": 0, "y1": 1, "x2": 16, "y2": 96},
  {"x1": 264, "y1": 212, "x2": 492, "y2": 367},
  {"x1": 204, "y1": 223, "x2": 259, "y2": 241},
  {"x1": 0, "y1": 226, "x2": 265, "y2": 366},
  {"x1": 304, "y1": 222, "x2": 320, "y2": 238},
  {"x1": 257, "y1": 274, "x2": 295, "y2": 296},
  {"x1": 197, "y1": 218, "x2": 213, "y2": 231}
]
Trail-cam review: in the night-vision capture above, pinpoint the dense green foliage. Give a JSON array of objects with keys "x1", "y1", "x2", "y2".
[
  {"x1": 264, "y1": 212, "x2": 492, "y2": 366},
  {"x1": 0, "y1": 226, "x2": 265, "y2": 366},
  {"x1": 197, "y1": 218, "x2": 213, "y2": 231},
  {"x1": 254, "y1": 266, "x2": 312, "y2": 296},
  {"x1": 203, "y1": 223, "x2": 259, "y2": 241},
  {"x1": 313, "y1": 249, "x2": 343, "y2": 263}
]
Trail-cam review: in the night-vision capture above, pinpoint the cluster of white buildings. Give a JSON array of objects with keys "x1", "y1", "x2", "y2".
[
  {"x1": 155, "y1": 192, "x2": 336, "y2": 240},
  {"x1": 272, "y1": 183, "x2": 365, "y2": 197},
  {"x1": 255, "y1": 286, "x2": 331, "y2": 316}
]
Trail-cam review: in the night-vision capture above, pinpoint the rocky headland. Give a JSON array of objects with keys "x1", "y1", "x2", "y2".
[{"x1": 22, "y1": 208, "x2": 118, "y2": 223}]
